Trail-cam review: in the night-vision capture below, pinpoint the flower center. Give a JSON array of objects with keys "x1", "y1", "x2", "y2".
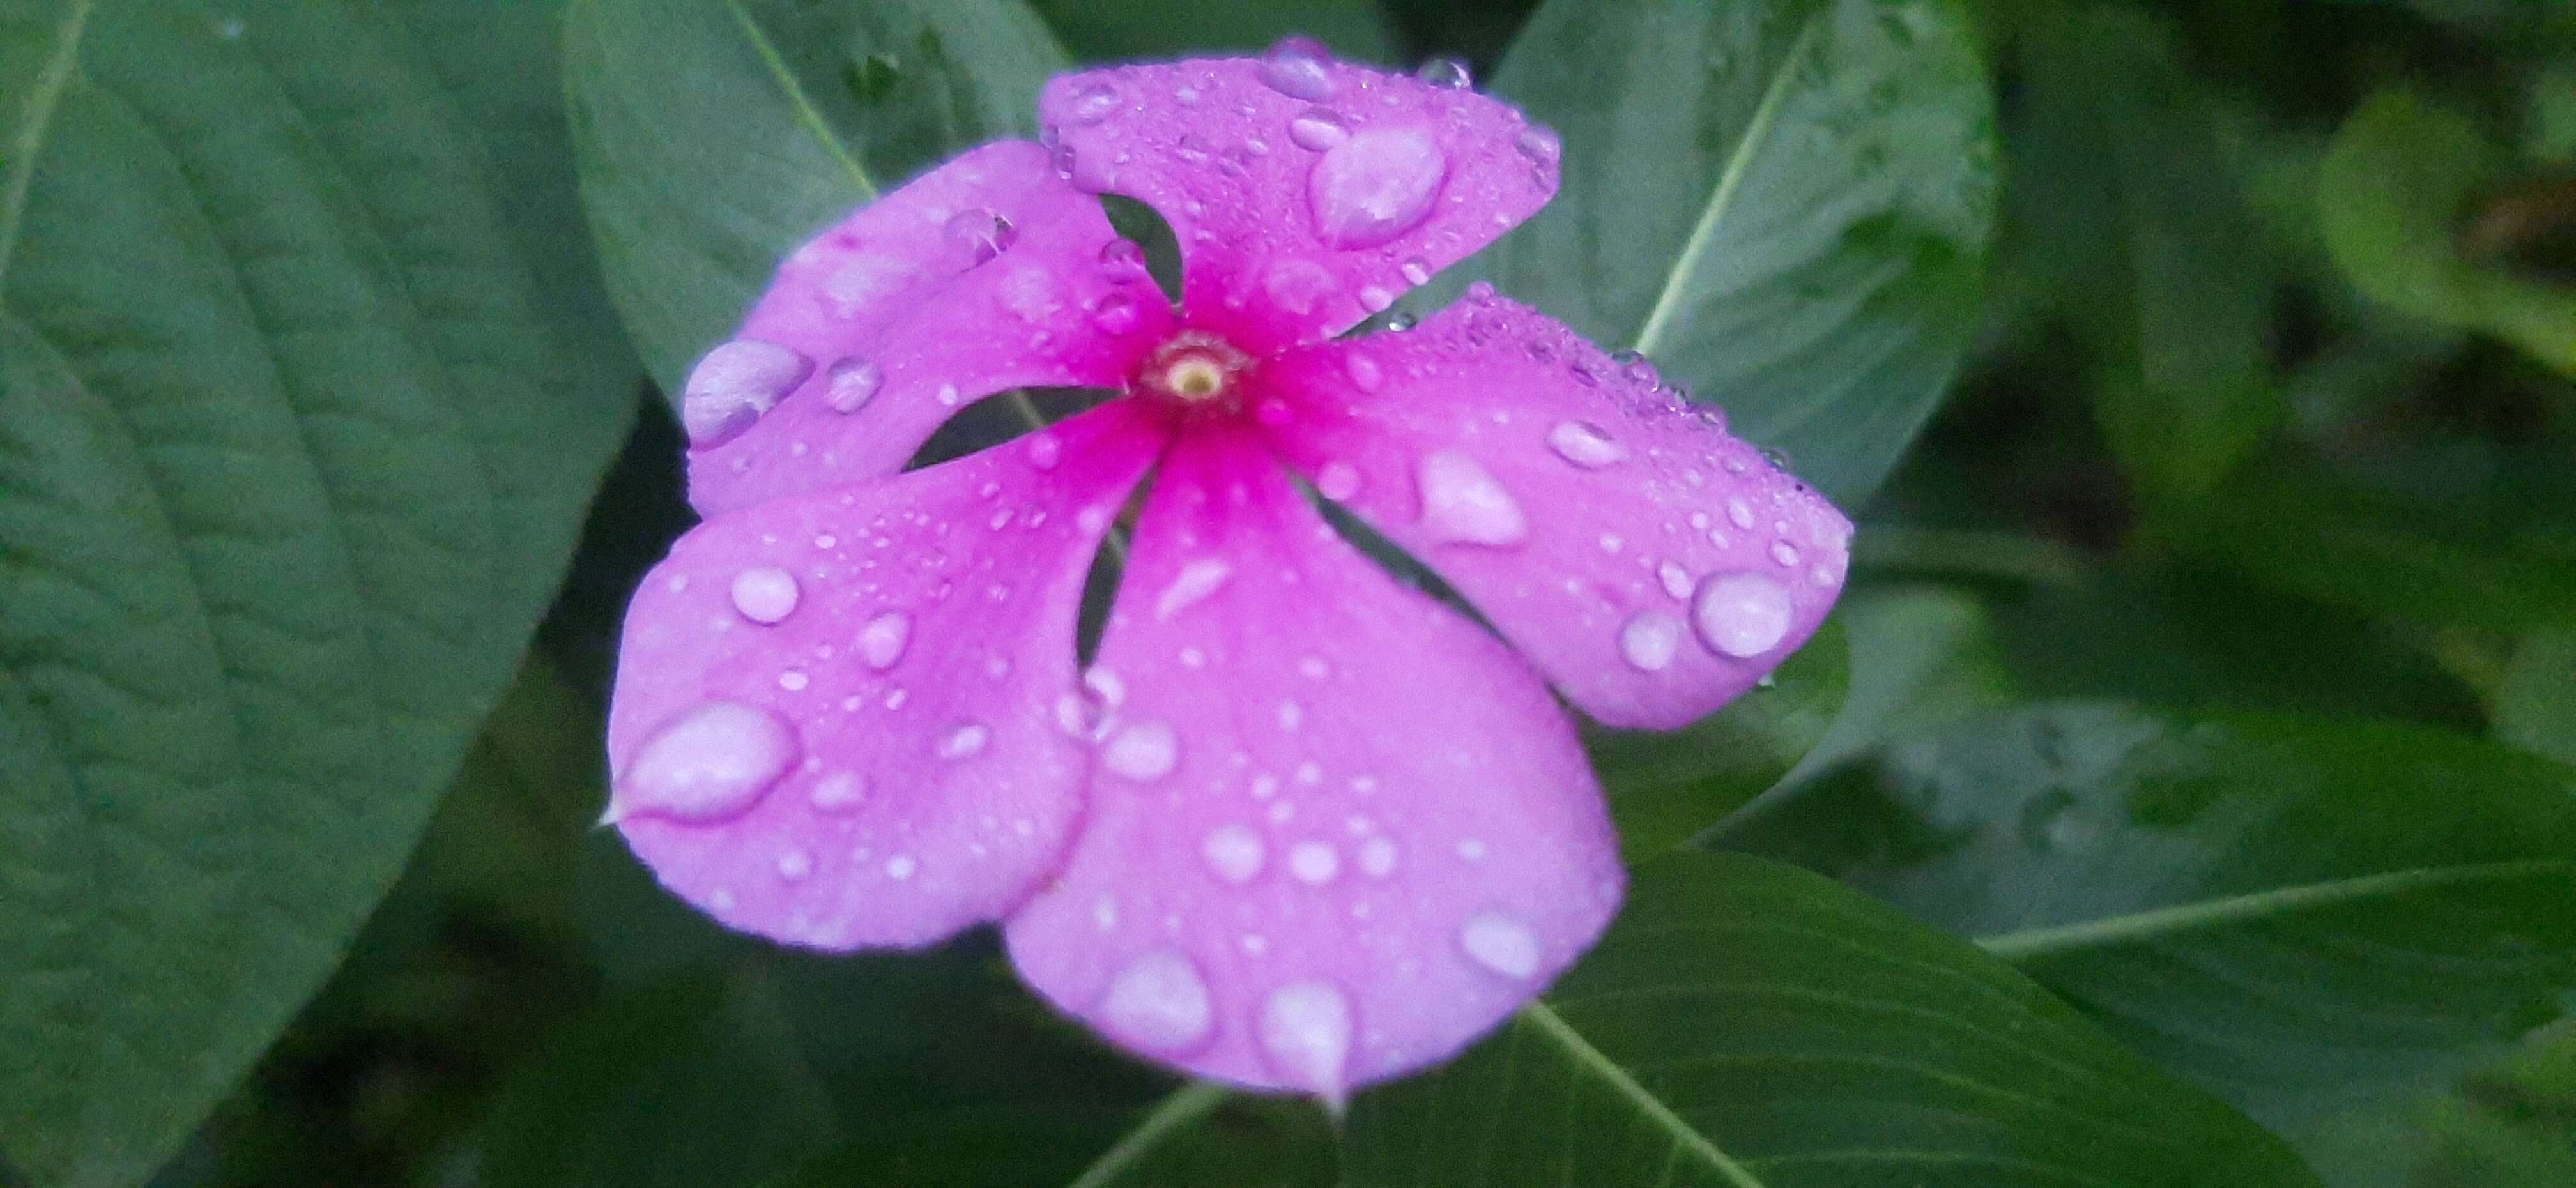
[{"x1": 1135, "y1": 330, "x2": 1255, "y2": 415}]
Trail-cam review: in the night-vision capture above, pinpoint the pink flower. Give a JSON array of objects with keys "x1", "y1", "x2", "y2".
[{"x1": 605, "y1": 40, "x2": 1850, "y2": 1100}]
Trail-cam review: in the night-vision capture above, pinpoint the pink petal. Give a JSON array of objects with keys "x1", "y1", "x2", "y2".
[
  {"x1": 1037, "y1": 49, "x2": 1558, "y2": 354},
  {"x1": 1258, "y1": 289, "x2": 1851, "y2": 730},
  {"x1": 683, "y1": 141, "x2": 1177, "y2": 517},
  {"x1": 1004, "y1": 426, "x2": 1621, "y2": 1098},
  {"x1": 608, "y1": 402, "x2": 1167, "y2": 948}
]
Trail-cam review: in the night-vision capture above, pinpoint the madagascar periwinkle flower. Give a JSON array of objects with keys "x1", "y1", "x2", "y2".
[{"x1": 605, "y1": 39, "x2": 1850, "y2": 1100}]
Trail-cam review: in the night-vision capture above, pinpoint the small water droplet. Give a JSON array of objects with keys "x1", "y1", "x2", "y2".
[
  {"x1": 1659, "y1": 560, "x2": 1694, "y2": 599},
  {"x1": 1202, "y1": 824, "x2": 1266, "y2": 883},
  {"x1": 1384, "y1": 310, "x2": 1418, "y2": 332},
  {"x1": 1026, "y1": 432, "x2": 1063, "y2": 470},
  {"x1": 1620, "y1": 611, "x2": 1685, "y2": 672},
  {"x1": 1099, "y1": 238, "x2": 1151, "y2": 284},
  {"x1": 1547, "y1": 420, "x2": 1627, "y2": 468},
  {"x1": 1258, "y1": 981, "x2": 1353, "y2": 1093},
  {"x1": 809, "y1": 770, "x2": 867, "y2": 811},
  {"x1": 1514, "y1": 123, "x2": 1562, "y2": 166},
  {"x1": 1399, "y1": 257, "x2": 1431, "y2": 286},
  {"x1": 885, "y1": 853, "x2": 918, "y2": 880},
  {"x1": 1726, "y1": 497, "x2": 1756, "y2": 530},
  {"x1": 1459, "y1": 911, "x2": 1540, "y2": 978},
  {"x1": 1261, "y1": 36, "x2": 1338, "y2": 102},
  {"x1": 938, "y1": 722, "x2": 992, "y2": 760},
  {"x1": 1154, "y1": 558, "x2": 1234, "y2": 620},
  {"x1": 776, "y1": 849, "x2": 813, "y2": 881},
  {"x1": 944, "y1": 208, "x2": 1016, "y2": 264},
  {"x1": 1288, "y1": 107, "x2": 1352, "y2": 151},
  {"x1": 1771, "y1": 540, "x2": 1801, "y2": 567},
  {"x1": 1414, "y1": 56, "x2": 1472, "y2": 89},
  {"x1": 777, "y1": 669, "x2": 809, "y2": 691},
  {"x1": 1315, "y1": 461, "x2": 1362, "y2": 501},
  {"x1": 1104, "y1": 720, "x2": 1179, "y2": 781},
  {"x1": 1308, "y1": 127, "x2": 1448, "y2": 250},
  {"x1": 1091, "y1": 291, "x2": 1141, "y2": 335},
  {"x1": 859, "y1": 611, "x2": 910, "y2": 669},
  {"x1": 615, "y1": 701, "x2": 799, "y2": 823},
  {"x1": 1344, "y1": 353, "x2": 1384, "y2": 392},
  {"x1": 1070, "y1": 82, "x2": 1121, "y2": 124},
  {"x1": 730, "y1": 567, "x2": 800, "y2": 623},
  {"x1": 1416, "y1": 450, "x2": 1528, "y2": 545},
  {"x1": 823, "y1": 358, "x2": 882, "y2": 413},
  {"x1": 1692, "y1": 572, "x2": 1793, "y2": 657},
  {"x1": 1105, "y1": 948, "x2": 1215, "y2": 1051},
  {"x1": 682, "y1": 340, "x2": 811, "y2": 445},
  {"x1": 1289, "y1": 841, "x2": 1340, "y2": 883},
  {"x1": 1358, "y1": 836, "x2": 1398, "y2": 877}
]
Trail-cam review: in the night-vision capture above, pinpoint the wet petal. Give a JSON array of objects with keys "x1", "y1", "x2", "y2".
[
  {"x1": 1038, "y1": 50, "x2": 1557, "y2": 353},
  {"x1": 608, "y1": 403, "x2": 1166, "y2": 948},
  {"x1": 1005, "y1": 427, "x2": 1620, "y2": 1097},
  {"x1": 685, "y1": 141, "x2": 1177, "y2": 516},
  {"x1": 1259, "y1": 290, "x2": 1850, "y2": 729}
]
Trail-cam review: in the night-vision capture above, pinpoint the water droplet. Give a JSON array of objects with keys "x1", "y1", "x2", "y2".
[
  {"x1": 1105, "y1": 948, "x2": 1214, "y2": 1051},
  {"x1": 859, "y1": 611, "x2": 910, "y2": 669},
  {"x1": 1155, "y1": 558, "x2": 1234, "y2": 620},
  {"x1": 1258, "y1": 981, "x2": 1353, "y2": 1093},
  {"x1": 1358, "y1": 285, "x2": 1396, "y2": 313},
  {"x1": 1289, "y1": 841, "x2": 1340, "y2": 884},
  {"x1": 1726, "y1": 496, "x2": 1756, "y2": 530},
  {"x1": 1091, "y1": 291, "x2": 1141, "y2": 335},
  {"x1": 682, "y1": 340, "x2": 811, "y2": 445},
  {"x1": 1261, "y1": 36, "x2": 1338, "y2": 102},
  {"x1": 1414, "y1": 56, "x2": 1472, "y2": 89},
  {"x1": 944, "y1": 208, "x2": 1016, "y2": 264},
  {"x1": 1416, "y1": 450, "x2": 1528, "y2": 545},
  {"x1": 1399, "y1": 257, "x2": 1431, "y2": 286},
  {"x1": 1384, "y1": 310, "x2": 1418, "y2": 332},
  {"x1": 824, "y1": 358, "x2": 882, "y2": 413},
  {"x1": 1070, "y1": 82, "x2": 1121, "y2": 124},
  {"x1": 1288, "y1": 107, "x2": 1352, "y2": 151},
  {"x1": 616, "y1": 701, "x2": 798, "y2": 823},
  {"x1": 1357, "y1": 836, "x2": 1398, "y2": 877},
  {"x1": 1514, "y1": 123, "x2": 1562, "y2": 166},
  {"x1": 1308, "y1": 127, "x2": 1448, "y2": 250},
  {"x1": 938, "y1": 722, "x2": 992, "y2": 760},
  {"x1": 730, "y1": 567, "x2": 800, "y2": 623},
  {"x1": 1659, "y1": 561, "x2": 1693, "y2": 599},
  {"x1": 1547, "y1": 420, "x2": 1627, "y2": 468},
  {"x1": 1099, "y1": 238, "x2": 1151, "y2": 285},
  {"x1": 1344, "y1": 353, "x2": 1384, "y2": 392},
  {"x1": 1692, "y1": 572, "x2": 1793, "y2": 657},
  {"x1": 1459, "y1": 911, "x2": 1540, "y2": 978},
  {"x1": 1457, "y1": 837, "x2": 1489, "y2": 861},
  {"x1": 778, "y1": 669, "x2": 809, "y2": 691},
  {"x1": 1276, "y1": 700, "x2": 1304, "y2": 732},
  {"x1": 809, "y1": 770, "x2": 867, "y2": 811},
  {"x1": 776, "y1": 849, "x2": 813, "y2": 881},
  {"x1": 1771, "y1": 540, "x2": 1801, "y2": 567},
  {"x1": 1104, "y1": 721, "x2": 1179, "y2": 781},
  {"x1": 1202, "y1": 824, "x2": 1266, "y2": 883},
  {"x1": 1620, "y1": 611, "x2": 1685, "y2": 672},
  {"x1": 1315, "y1": 461, "x2": 1361, "y2": 501},
  {"x1": 885, "y1": 853, "x2": 919, "y2": 880},
  {"x1": 1611, "y1": 349, "x2": 1659, "y2": 386},
  {"x1": 1026, "y1": 432, "x2": 1063, "y2": 470}
]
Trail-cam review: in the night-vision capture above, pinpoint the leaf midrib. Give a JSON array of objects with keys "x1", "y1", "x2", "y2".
[
  {"x1": 0, "y1": 0, "x2": 93, "y2": 287},
  {"x1": 1630, "y1": 10, "x2": 1823, "y2": 359},
  {"x1": 1974, "y1": 859, "x2": 2575, "y2": 961},
  {"x1": 1524, "y1": 999, "x2": 1770, "y2": 1188}
]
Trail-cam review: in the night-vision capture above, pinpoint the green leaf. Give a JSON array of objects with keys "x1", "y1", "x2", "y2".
[
  {"x1": 2499, "y1": 629, "x2": 2576, "y2": 768},
  {"x1": 1342, "y1": 851, "x2": 2318, "y2": 1187},
  {"x1": 2010, "y1": 6, "x2": 2281, "y2": 504},
  {"x1": 2320, "y1": 89, "x2": 2576, "y2": 375},
  {"x1": 0, "y1": 2, "x2": 631, "y2": 1184},
  {"x1": 565, "y1": 0, "x2": 1068, "y2": 395},
  {"x1": 774, "y1": 1084, "x2": 1337, "y2": 1188},
  {"x1": 1724, "y1": 703, "x2": 2576, "y2": 1179},
  {"x1": 1585, "y1": 616, "x2": 1846, "y2": 862},
  {"x1": 480, "y1": 966, "x2": 842, "y2": 1188},
  {"x1": 1469, "y1": 0, "x2": 1997, "y2": 505},
  {"x1": 1030, "y1": 0, "x2": 1395, "y2": 64}
]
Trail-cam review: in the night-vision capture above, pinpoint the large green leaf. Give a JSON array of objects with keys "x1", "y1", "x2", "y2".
[
  {"x1": 774, "y1": 1085, "x2": 1337, "y2": 1188},
  {"x1": 565, "y1": 0, "x2": 1068, "y2": 395},
  {"x1": 1340, "y1": 851, "x2": 2317, "y2": 1186},
  {"x1": 1466, "y1": 0, "x2": 1997, "y2": 505},
  {"x1": 1030, "y1": 0, "x2": 1395, "y2": 64},
  {"x1": 0, "y1": 2, "x2": 631, "y2": 1184},
  {"x1": 2320, "y1": 89, "x2": 2576, "y2": 375},
  {"x1": 1724, "y1": 703, "x2": 2576, "y2": 1182},
  {"x1": 2499, "y1": 630, "x2": 2576, "y2": 767},
  {"x1": 2009, "y1": 6, "x2": 2280, "y2": 505}
]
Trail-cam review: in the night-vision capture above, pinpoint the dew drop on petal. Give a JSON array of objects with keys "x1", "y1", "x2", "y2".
[
  {"x1": 1693, "y1": 572, "x2": 1794, "y2": 657},
  {"x1": 1771, "y1": 540, "x2": 1802, "y2": 567},
  {"x1": 1619, "y1": 610, "x2": 1685, "y2": 672},
  {"x1": 1103, "y1": 721, "x2": 1179, "y2": 781},
  {"x1": 776, "y1": 849, "x2": 813, "y2": 881},
  {"x1": 682, "y1": 340, "x2": 811, "y2": 446},
  {"x1": 1091, "y1": 291, "x2": 1141, "y2": 334},
  {"x1": 859, "y1": 611, "x2": 911, "y2": 669},
  {"x1": 1344, "y1": 352, "x2": 1384, "y2": 392},
  {"x1": 1026, "y1": 431, "x2": 1063, "y2": 470},
  {"x1": 730, "y1": 567, "x2": 800, "y2": 623},
  {"x1": 1416, "y1": 450, "x2": 1528, "y2": 546},
  {"x1": 1659, "y1": 560, "x2": 1694, "y2": 599},
  {"x1": 1414, "y1": 56, "x2": 1472, "y2": 89},
  {"x1": 1262, "y1": 257, "x2": 1338, "y2": 316},
  {"x1": 1459, "y1": 911, "x2": 1542, "y2": 979},
  {"x1": 1726, "y1": 496, "x2": 1756, "y2": 530},
  {"x1": 1288, "y1": 107, "x2": 1351, "y2": 151},
  {"x1": 1357, "y1": 836, "x2": 1398, "y2": 877},
  {"x1": 1514, "y1": 123, "x2": 1562, "y2": 166},
  {"x1": 1098, "y1": 238, "x2": 1151, "y2": 285},
  {"x1": 617, "y1": 701, "x2": 798, "y2": 823},
  {"x1": 1154, "y1": 558, "x2": 1234, "y2": 620},
  {"x1": 885, "y1": 853, "x2": 919, "y2": 880},
  {"x1": 1261, "y1": 36, "x2": 1338, "y2": 102},
  {"x1": 1308, "y1": 127, "x2": 1448, "y2": 250},
  {"x1": 943, "y1": 208, "x2": 1016, "y2": 264},
  {"x1": 1289, "y1": 841, "x2": 1340, "y2": 884},
  {"x1": 809, "y1": 770, "x2": 868, "y2": 812},
  {"x1": 824, "y1": 357, "x2": 882, "y2": 413},
  {"x1": 1070, "y1": 82, "x2": 1121, "y2": 124},
  {"x1": 1202, "y1": 824, "x2": 1266, "y2": 884},
  {"x1": 938, "y1": 722, "x2": 992, "y2": 760},
  {"x1": 1258, "y1": 981, "x2": 1353, "y2": 1093},
  {"x1": 1315, "y1": 461, "x2": 1362, "y2": 501},
  {"x1": 1104, "y1": 948, "x2": 1215, "y2": 1052},
  {"x1": 1547, "y1": 420, "x2": 1627, "y2": 468},
  {"x1": 1399, "y1": 257, "x2": 1431, "y2": 286}
]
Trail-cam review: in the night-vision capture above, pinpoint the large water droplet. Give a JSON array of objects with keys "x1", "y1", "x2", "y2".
[
  {"x1": 1202, "y1": 824, "x2": 1266, "y2": 884},
  {"x1": 1103, "y1": 720, "x2": 1179, "y2": 781},
  {"x1": 682, "y1": 340, "x2": 811, "y2": 446},
  {"x1": 730, "y1": 567, "x2": 800, "y2": 623},
  {"x1": 859, "y1": 611, "x2": 910, "y2": 669},
  {"x1": 824, "y1": 357, "x2": 882, "y2": 413},
  {"x1": 1099, "y1": 238, "x2": 1151, "y2": 285},
  {"x1": 943, "y1": 208, "x2": 1016, "y2": 264},
  {"x1": 1069, "y1": 82, "x2": 1121, "y2": 124},
  {"x1": 1288, "y1": 107, "x2": 1351, "y2": 151},
  {"x1": 1104, "y1": 948, "x2": 1215, "y2": 1051},
  {"x1": 1258, "y1": 981, "x2": 1354, "y2": 1093},
  {"x1": 1261, "y1": 257, "x2": 1337, "y2": 316},
  {"x1": 1692, "y1": 571, "x2": 1793, "y2": 657},
  {"x1": 1416, "y1": 450, "x2": 1528, "y2": 545},
  {"x1": 1414, "y1": 56, "x2": 1471, "y2": 89},
  {"x1": 1308, "y1": 127, "x2": 1448, "y2": 250},
  {"x1": 616, "y1": 701, "x2": 799, "y2": 823},
  {"x1": 1459, "y1": 910, "x2": 1541, "y2": 978},
  {"x1": 1547, "y1": 420, "x2": 1627, "y2": 468},
  {"x1": 1261, "y1": 36, "x2": 1338, "y2": 102},
  {"x1": 1620, "y1": 611, "x2": 1685, "y2": 672},
  {"x1": 1154, "y1": 558, "x2": 1234, "y2": 620}
]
